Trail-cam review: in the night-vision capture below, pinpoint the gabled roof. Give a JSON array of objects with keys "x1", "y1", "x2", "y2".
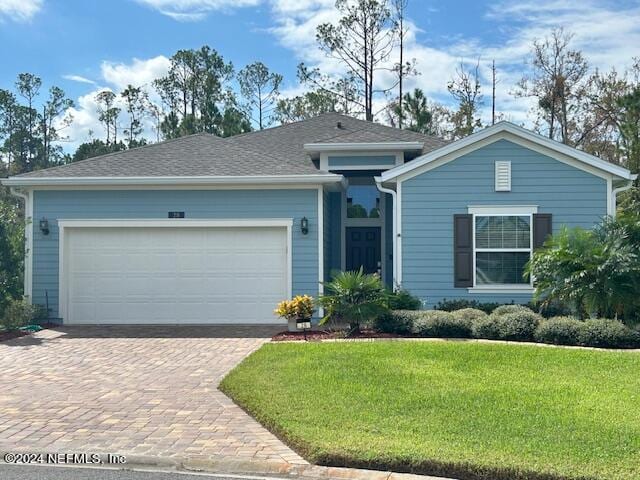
[
  {"x1": 380, "y1": 121, "x2": 637, "y2": 182},
  {"x1": 3, "y1": 113, "x2": 446, "y2": 186}
]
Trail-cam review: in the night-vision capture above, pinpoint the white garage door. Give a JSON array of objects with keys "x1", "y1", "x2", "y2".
[{"x1": 62, "y1": 225, "x2": 289, "y2": 324}]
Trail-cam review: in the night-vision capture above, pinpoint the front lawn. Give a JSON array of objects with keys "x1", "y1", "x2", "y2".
[{"x1": 220, "y1": 342, "x2": 640, "y2": 480}]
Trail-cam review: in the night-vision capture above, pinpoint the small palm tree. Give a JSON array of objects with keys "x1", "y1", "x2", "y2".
[{"x1": 318, "y1": 268, "x2": 388, "y2": 334}]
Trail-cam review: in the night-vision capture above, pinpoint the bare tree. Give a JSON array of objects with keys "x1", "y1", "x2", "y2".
[
  {"x1": 515, "y1": 28, "x2": 588, "y2": 144},
  {"x1": 447, "y1": 60, "x2": 483, "y2": 138}
]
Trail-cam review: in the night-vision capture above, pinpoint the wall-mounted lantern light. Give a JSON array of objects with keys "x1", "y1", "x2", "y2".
[
  {"x1": 300, "y1": 217, "x2": 309, "y2": 235},
  {"x1": 39, "y1": 218, "x2": 49, "y2": 236}
]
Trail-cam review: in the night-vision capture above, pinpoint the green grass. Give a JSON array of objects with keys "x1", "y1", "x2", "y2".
[{"x1": 220, "y1": 342, "x2": 640, "y2": 480}]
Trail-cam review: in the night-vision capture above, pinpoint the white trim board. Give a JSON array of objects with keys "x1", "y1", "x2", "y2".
[
  {"x1": 381, "y1": 122, "x2": 636, "y2": 183},
  {"x1": 2, "y1": 174, "x2": 343, "y2": 188},
  {"x1": 468, "y1": 205, "x2": 538, "y2": 215},
  {"x1": 317, "y1": 187, "x2": 324, "y2": 316},
  {"x1": 57, "y1": 218, "x2": 294, "y2": 322},
  {"x1": 305, "y1": 142, "x2": 423, "y2": 152}
]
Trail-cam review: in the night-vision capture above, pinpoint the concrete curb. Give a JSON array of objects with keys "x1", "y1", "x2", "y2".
[{"x1": 0, "y1": 450, "x2": 453, "y2": 480}]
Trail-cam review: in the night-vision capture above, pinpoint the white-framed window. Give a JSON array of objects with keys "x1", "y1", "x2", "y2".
[{"x1": 468, "y1": 206, "x2": 536, "y2": 290}]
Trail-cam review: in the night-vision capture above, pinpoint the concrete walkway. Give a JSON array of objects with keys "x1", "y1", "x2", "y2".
[{"x1": 0, "y1": 326, "x2": 305, "y2": 466}]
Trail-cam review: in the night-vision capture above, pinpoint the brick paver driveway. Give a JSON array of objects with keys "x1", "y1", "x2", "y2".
[{"x1": 0, "y1": 326, "x2": 305, "y2": 465}]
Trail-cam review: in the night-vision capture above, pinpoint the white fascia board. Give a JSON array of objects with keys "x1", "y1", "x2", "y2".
[
  {"x1": 381, "y1": 122, "x2": 635, "y2": 182},
  {"x1": 468, "y1": 205, "x2": 538, "y2": 215},
  {"x1": 1, "y1": 174, "x2": 343, "y2": 187},
  {"x1": 57, "y1": 219, "x2": 294, "y2": 229},
  {"x1": 303, "y1": 142, "x2": 423, "y2": 152}
]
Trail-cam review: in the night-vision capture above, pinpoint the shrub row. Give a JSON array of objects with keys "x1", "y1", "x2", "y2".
[
  {"x1": 1, "y1": 298, "x2": 43, "y2": 332},
  {"x1": 433, "y1": 298, "x2": 575, "y2": 318},
  {"x1": 373, "y1": 305, "x2": 640, "y2": 349}
]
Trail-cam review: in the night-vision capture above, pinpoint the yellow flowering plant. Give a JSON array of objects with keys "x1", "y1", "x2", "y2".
[{"x1": 274, "y1": 295, "x2": 314, "y2": 320}]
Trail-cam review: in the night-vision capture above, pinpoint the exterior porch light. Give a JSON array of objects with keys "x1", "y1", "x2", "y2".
[
  {"x1": 300, "y1": 216, "x2": 309, "y2": 235},
  {"x1": 39, "y1": 218, "x2": 49, "y2": 235}
]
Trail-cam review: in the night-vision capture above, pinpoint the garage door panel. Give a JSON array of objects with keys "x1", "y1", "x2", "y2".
[{"x1": 64, "y1": 226, "x2": 289, "y2": 325}]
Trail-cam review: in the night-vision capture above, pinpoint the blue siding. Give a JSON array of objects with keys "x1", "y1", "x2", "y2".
[
  {"x1": 32, "y1": 189, "x2": 319, "y2": 318},
  {"x1": 328, "y1": 155, "x2": 395, "y2": 168},
  {"x1": 401, "y1": 139, "x2": 608, "y2": 307}
]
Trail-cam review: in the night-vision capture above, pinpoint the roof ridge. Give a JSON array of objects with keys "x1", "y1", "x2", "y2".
[
  {"x1": 15, "y1": 132, "x2": 219, "y2": 177},
  {"x1": 309, "y1": 125, "x2": 373, "y2": 143},
  {"x1": 226, "y1": 112, "x2": 347, "y2": 140}
]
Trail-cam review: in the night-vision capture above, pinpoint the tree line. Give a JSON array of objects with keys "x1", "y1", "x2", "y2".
[{"x1": 1, "y1": 1, "x2": 639, "y2": 190}]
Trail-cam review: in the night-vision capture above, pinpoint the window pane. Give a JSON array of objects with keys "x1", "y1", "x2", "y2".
[
  {"x1": 476, "y1": 252, "x2": 530, "y2": 285},
  {"x1": 475, "y1": 215, "x2": 530, "y2": 248},
  {"x1": 347, "y1": 185, "x2": 380, "y2": 218}
]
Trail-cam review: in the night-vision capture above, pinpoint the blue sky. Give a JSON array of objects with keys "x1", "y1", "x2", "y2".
[{"x1": 1, "y1": 0, "x2": 639, "y2": 149}]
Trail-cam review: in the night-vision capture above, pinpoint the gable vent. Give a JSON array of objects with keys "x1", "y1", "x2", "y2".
[{"x1": 495, "y1": 161, "x2": 511, "y2": 192}]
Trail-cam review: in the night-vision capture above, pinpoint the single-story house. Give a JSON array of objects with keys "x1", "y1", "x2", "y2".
[{"x1": 2, "y1": 113, "x2": 636, "y2": 325}]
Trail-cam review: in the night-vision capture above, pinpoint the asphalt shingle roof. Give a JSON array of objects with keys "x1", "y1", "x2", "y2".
[{"x1": 16, "y1": 113, "x2": 447, "y2": 178}]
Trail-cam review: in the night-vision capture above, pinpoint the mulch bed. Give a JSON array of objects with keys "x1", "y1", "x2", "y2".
[
  {"x1": 272, "y1": 329, "x2": 414, "y2": 342},
  {"x1": 0, "y1": 330, "x2": 31, "y2": 342},
  {"x1": 0, "y1": 323, "x2": 56, "y2": 343}
]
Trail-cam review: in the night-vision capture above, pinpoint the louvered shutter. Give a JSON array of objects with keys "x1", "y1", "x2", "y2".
[
  {"x1": 453, "y1": 214, "x2": 473, "y2": 287},
  {"x1": 533, "y1": 214, "x2": 552, "y2": 249}
]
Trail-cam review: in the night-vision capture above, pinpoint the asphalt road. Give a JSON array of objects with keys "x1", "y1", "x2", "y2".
[{"x1": 0, "y1": 465, "x2": 288, "y2": 480}]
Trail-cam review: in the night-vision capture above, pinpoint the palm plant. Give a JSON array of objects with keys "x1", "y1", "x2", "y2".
[
  {"x1": 527, "y1": 214, "x2": 640, "y2": 321},
  {"x1": 318, "y1": 268, "x2": 388, "y2": 334}
]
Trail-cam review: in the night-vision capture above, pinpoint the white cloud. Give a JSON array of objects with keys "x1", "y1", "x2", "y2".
[
  {"x1": 60, "y1": 88, "x2": 111, "y2": 148},
  {"x1": 62, "y1": 74, "x2": 96, "y2": 85},
  {"x1": 0, "y1": 0, "x2": 42, "y2": 22},
  {"x1": 61, "y1": 57, "x2": 173, "y2": 150},
  {"x1": 134, "y1": 0, "x2": 261, "y2": 20},
  {"x1": 101, "y1": 55, "x2": 171, "y2": 91}
]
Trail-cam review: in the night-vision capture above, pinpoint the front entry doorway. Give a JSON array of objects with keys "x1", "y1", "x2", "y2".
[{"x1": 345, "y1": 227, "x2": 381, "y2": 275}]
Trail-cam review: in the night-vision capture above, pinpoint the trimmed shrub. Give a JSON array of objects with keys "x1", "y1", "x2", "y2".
[
  {"x1": 386, "y1": 289, "x2": 422, "y2": 311},
  {"x1": 492, "y1": 304, "x2": 533, "y2": 317},
  {"x1": 412, "y1": 310, "x2": 472, "y2": 338},
  {"x1": 472, "y1": 316, "x2": 502, "y2": 340},
  {"x1": 579, "y1": 319, "x2": 639, "y2": 349},
  {"x1": 495, "y1": 311, "x2": 542, "y2": 341},
  {"x1": 533, "y1": 317, "x2": 584, "y2": 345},
  {"x1": 452, "y1": 308, "x2": 488, "y2": 323},
  {"x1": 534, "y1": 317, "x2": 586, "y2": 345},
  {"x1": 372, "y1": 310, "x2": 419, "y2": 334},
  {"x1": 433, "y1": 298, "x2": 500, "y2": 314},
  {"x1": 473, "y1": 310, "x2": 542, "y2": 342},
  {"x1": 1, "y1": 298, "x2": 40, "y2": 332}
]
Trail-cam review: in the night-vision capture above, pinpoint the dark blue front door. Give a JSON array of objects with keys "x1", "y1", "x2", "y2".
[{"x1": 346, "y1": 227, "x2": 381, "y2": 274}]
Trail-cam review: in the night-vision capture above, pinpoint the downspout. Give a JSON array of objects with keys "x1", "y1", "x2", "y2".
[
  {"x1": 375, "y1": 178, "x2": 398, "y2": 291},
  {"x1": 611, "y1": 177, "x2": 637, "y2": 217},
  {"x1": 9, "y1": 187, "x2": 31, "y2": 302}
]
